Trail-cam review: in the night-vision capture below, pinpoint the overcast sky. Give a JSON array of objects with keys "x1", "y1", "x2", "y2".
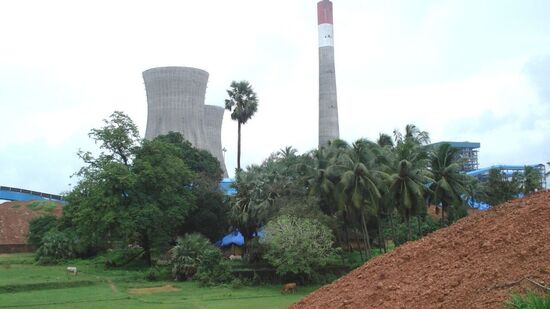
[{"x1": 1, "y1": 0, "x2": 549, "y2": 195}]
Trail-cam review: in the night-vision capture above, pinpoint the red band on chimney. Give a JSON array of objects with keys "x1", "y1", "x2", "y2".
[{"x1": 317, "y1": 0, "x2": 333, "y2": 25}]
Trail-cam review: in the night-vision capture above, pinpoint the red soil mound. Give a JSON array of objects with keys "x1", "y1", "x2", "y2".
[
  {"x1": 292, "y1": 191, "x2": 550, "y2": 309},
  {"x1": 0, "y1": 200, "x2": 62, "y2": 245}
]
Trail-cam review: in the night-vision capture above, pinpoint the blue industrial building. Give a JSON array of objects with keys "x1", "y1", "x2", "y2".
[{"x1": 0, "y1": 186, "x2": 64, "y2": 203}]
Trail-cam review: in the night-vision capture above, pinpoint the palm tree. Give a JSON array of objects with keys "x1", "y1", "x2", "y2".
[
  {"x1": 334, "y1": 139, "x2": 385, "y2": 259},
  {"x1": 429, "y1": 143, "x2": 467, "y2": 225},
  {"x1": 277, "y1": 146, "x2": 298, "y2": 160},
  {"x1": 404, "y1": 124, "x2": 430, "y2": 145},
  {"x1": 388, "y1": 160, "x2": 431, "y2": 240},
  {"x1": 377, "y1": 133, "x2": 394, "y2": 148},
  {"x1": 375, "y1": 127, "x2": 431, "y2": 244},
  {"x1": 224, "y1": 81, "x2": 258, "y2": 171}
]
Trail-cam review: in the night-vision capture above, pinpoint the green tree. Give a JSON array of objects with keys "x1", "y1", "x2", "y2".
[
  {"x1": 155, "y1": 132, "x2": 228, "y2": 241},
  {"x1": 260, "y1": 215, "x2": 335, "y2": 279},
  {"x1": 388, "y1": 160, "x2": 430, "y2": 240},
  {"x1": 393, "y1": 124, "x2": 430, "y2": 146},
  {"x1": 131, "y1": 138, "x2": 196, "y2": 265},
  {"x1": 482, "y1": 168, "x2": 521, "y2": 205},
  {"x1": 35, "y1": 230, "x2": 80, "y2": 264},
  {"x1": 376, "y1": 133, "x2": 394, "y2": 148},
  {"x1": 170, "y1": 233, "x2": 231, "y2": 285},
  {"x1": 334, "y1": 139, "x2": 384, "y2": 259},
  {"x1": 385, "y1": 126, "x2": 431, "y2": 241},
  {"x1": 28, "y1": 215, "x2": 59, "y2": 247},
  {"x1": 522, "y1": 165, "x2": 543, "y2": 194},
  {"x1": 63, "y1": 112, "x2": 139, "y2": 251},
  {"x1": 63, "y1": 112, "x2": 196, "y2": 265},
  {"x1": 429, "y1": 143, "x2": 467, "y2": 225},
  {"x1": 230, "y1": 154, "x2": 304, "y2": 257},
  {"x1": 224, "y1": 81, "x2": 259, "y2": 171}
]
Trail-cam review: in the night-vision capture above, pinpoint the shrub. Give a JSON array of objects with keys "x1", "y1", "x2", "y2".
[
  {"x1": 103, "y1": 247, "x2": 144, "y2": 268},
  {"x1": 145, "y1": 268, "x2": 159, "y2": 281},
  {"x1": 35, "y1": 230, "x2": 80, "y2": 264},
  {"x1": 389, "y1": 215, "x2": 440, "y2": 246},
  {"x1": 171, "y1": 233, "x2": 232, "y2": 285},
  {"x1": 28, "y1": 215, "x2": 59, "y2": 246},
  {"x1": 260, "y1": 215, "x2": 336, "y2": 279}
]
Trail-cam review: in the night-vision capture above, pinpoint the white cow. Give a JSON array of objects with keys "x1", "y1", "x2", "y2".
[{"x1": 66, "y1": 266, "x2": 78, "y2": 275}]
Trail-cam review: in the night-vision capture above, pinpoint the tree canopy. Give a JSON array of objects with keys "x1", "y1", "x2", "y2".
[{"x1": 61, "y1": 112, "x2": 228, "y2": 265}]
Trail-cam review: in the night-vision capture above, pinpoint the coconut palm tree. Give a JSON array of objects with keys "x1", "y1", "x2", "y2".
[
  {"x1": 429, "y1": 143, "x2": 467, "y2": 225},
  {"x1": 277, "y1": 146, "x2": 298, "y2": 160},
  {"x1": 374, "y1": 127, "x2": 431, "y2": 243},
  {"x1": 224, "y1": 81, "x2": 258, "y2": 171},
  {"x1": 333, "y1": 139, "x2": 385, "y2": 259},
  {"x1": 387, "y1": 160, "x2": 431, "y2": 240},
  {"x1": 377, "y1": 133, "x2": 394, "y2": 148}
]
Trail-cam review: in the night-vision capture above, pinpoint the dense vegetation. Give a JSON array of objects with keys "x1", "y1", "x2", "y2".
[
  {"x1": 29, "y1": 111, "x2": 544, "y2": 288},
  {"x1": 34, "y1": 112, "x2": 229, "y2": 269}
]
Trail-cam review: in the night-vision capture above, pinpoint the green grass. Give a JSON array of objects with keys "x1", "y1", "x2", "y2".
[
  {"x1": 0, "y1": 253, "x2": 34, "y2": 265},
  {"x1": 505, "y1": 291, "x2": 550, "y2": 309},
  {"x1": 0, "y1": 253, "x2": 317, "y2": 308},
  {"x1": 10, "y1": 205, "x2": 21, "y2": 209},
  {"x1": 26, "y1": 201, "x2": 57, "y2": 213}
]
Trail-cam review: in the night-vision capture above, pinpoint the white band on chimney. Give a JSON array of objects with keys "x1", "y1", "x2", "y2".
[{"x1": 318, "y1": 24, "x2": 334, "y2": 47}]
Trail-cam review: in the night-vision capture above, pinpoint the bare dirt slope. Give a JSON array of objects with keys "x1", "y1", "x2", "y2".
[
  {"x1": 292, "y1": 191, "x2": 550, "y2": 309},
  {"x1": 0, "y1": 200, "x2": 62, "y2": 245}
]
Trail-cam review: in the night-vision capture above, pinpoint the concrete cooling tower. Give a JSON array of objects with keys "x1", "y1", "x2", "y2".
[
  {"x1": 143, "y1": 66, "x2": 228, "y2": 177},
  {"x1": 203, "y1": 105, "x2": 228, "y2": 177}
]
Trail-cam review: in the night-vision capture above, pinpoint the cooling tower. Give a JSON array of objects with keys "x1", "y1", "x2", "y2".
[
  {"x1": 143, "y1": 67, "x2": 208, "y2": 149},
  {"x1": 203, "y1": 105, "x2": 228, "y2": 177},
  {"x1": 318, "y1": 0, "x2": 340, "y2": 147},
  {"x1": 143, "y1": 66, "x2": 228, "y2": 176}
]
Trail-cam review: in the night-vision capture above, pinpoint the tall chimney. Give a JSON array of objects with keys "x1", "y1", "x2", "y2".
[{"x1": 318, "y1": 0, "x2": 340, "y2": 147}]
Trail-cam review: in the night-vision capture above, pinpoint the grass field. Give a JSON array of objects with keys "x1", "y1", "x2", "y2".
[{"x1": 0, "y1": 253, "x2": 317, "y2": 308}]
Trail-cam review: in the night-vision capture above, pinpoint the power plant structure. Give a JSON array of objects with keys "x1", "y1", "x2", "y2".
[
  {"x1": 317, "y1": 0, "x2": 340, "y2": 147},
  {"x1": 143, "y1": 66, "x2": 228, "y2": 177}
]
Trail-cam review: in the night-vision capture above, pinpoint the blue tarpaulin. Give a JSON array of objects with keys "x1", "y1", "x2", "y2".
[
  {"x1": 216, "y1": 229, "x2": 265, "y2": 247},
  {"x1": 219, "y1": 178, "x2": 236, "y2": 196},
  {"x1": 217, "y1": 230, "x2": 244, "y2": 247}
]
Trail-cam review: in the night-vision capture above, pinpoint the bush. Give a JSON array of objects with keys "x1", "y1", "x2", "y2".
[
  {"x1": 145, "y1": 268, "x2": 159, "y2": 281},
  {"x1": 28, "y1": 215, "x2": 59, "y2": 246},
  {"x1": 103, "y1": 247, "x2": 144, "y2": 268},
  {"x1": 505, "y1": 291, "x2": 550, "y2": 309},
  {"x1": 171, "y1": 233, "x2": 232, "y2": 285},
  {"x1": 260, "y1": 215, "x2": 336, "y2": 279},
  {"x1": 389, "y1": 215, "x2": 440, "y2": 246},
  {"x1": 35, "y1": 230, "x2": 80, "y2": 264}
]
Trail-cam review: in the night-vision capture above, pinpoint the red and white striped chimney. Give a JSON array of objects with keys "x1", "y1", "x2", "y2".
[
  {"x1": 317, "y1": 0, "x2": 334, "y2": 48},
  {"x1": 317, "y1": 0, "x2": 339, "y2": 147}
]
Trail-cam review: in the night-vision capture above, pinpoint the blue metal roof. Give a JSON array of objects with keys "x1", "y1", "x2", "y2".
[
  {"x1": 466, "y1": 164, "x2": 544, "y2": 177},
  {"x1": 429, "y1": 141, "x2": 480, "y2": 149},
  {"x1": 0, "y1": 186, "x2": 64, "y2": 203}
]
